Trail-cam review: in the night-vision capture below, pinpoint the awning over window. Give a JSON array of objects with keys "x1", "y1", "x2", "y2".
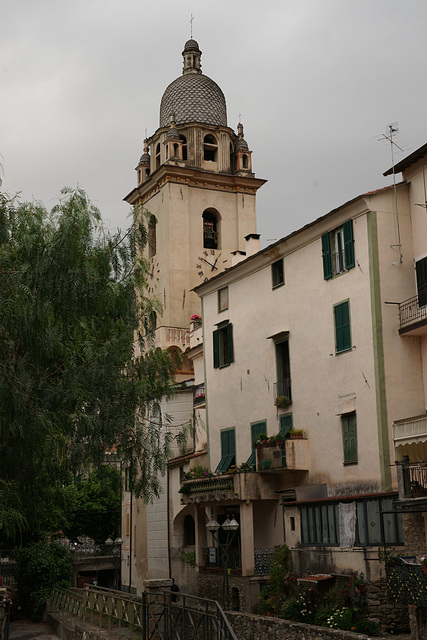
[{"x1": 393, "y1": 415, "x2": 427, "y2": 447}]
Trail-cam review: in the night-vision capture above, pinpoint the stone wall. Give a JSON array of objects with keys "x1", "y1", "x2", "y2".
[
  {"x1": 401, "y1": 512, "x2": 425, "y2": 555},
  {"x1": 365, "y1": 580, "x2": 408, "y2": 632}
]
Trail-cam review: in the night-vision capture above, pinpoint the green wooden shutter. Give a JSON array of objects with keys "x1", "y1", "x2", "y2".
[
  {"x1": 343, "y1": 220, "x2": 355, "y2": 269},
  {"x1": 213, "y1": 329, "x2": 220, "y2": 368},
  {"x1": 279, "y1": 413, "x2": 293, "y2": 437},
  {"x1": 216, "y1": 428, "x2": 236, "y2": 473},
  {"x1": 334, "y1": 301, "x2": 351, "y2": 352},
  {"x1": 342, "y1": 413, "x2": 357, "y2": 463},
  {"x1": 247, "y1": 421, "x2": 266, "y2": 466},
  {"x1": 226, "y1": 323, "x2": 234, "y2": 363},
  {"x1": 321, "y1": 233, "x2": 332, "y2": 280}
]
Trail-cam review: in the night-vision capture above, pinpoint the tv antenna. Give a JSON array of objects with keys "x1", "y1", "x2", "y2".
[{"x1": 378, "y1": 123, "x2": 403, "y2": 264}]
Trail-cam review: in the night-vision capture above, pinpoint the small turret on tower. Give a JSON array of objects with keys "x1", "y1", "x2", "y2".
[
  {"x1": 136, "y1": 140, "x2": 151, "y2": 185},
  {"x1": 234, "y1": 122, "x2": 253, "y2": 175},
  {"x1": 164, "y1": 114, "x2": 184, "y2": 163}
]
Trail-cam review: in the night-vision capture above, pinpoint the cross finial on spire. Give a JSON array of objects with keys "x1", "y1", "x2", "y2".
[
  {"x1": 238, "y1": 113, "x2": 242, "y2": 123},
  {"x1": 190, "y1": 14, "x2": 194, "y2": 38}
]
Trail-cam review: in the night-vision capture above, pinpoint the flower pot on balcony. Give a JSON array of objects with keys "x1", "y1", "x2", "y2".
[
  {"x1": 263, "y1": 460, "x2": 272, "y2": 469},
  {"x1": 290, "y1": 433, "x2": 303, "y2": 439}
]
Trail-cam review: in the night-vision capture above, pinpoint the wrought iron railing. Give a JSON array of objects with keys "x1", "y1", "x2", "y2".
[
  {"x1": 50, "y1": 585, "x2": 238, "y2": 640},
  {"x1": 399, "y1": 292, "x2": 427, "y2": 330},
  {"x1": 273, "y1": 378, "x2": 292, "y2": 404},
  {"x1": 0, "y1": 601, "x2": 10, "y2": 640},
  {"x1": 399, "y1": 463, "x2": 427, "y2": 498},
  {"x1": 201, "y1": 547, "x2": 241, "y2": 571}
]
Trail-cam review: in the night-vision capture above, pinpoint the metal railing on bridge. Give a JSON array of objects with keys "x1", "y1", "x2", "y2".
[{"x1": 50, "y1": 584, "x2": 238, "y2": 640}]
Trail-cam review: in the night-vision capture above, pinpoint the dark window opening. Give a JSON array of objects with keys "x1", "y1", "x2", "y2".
[
  {"x1": 173, "y1": 143, "x2": 179, "y2": 157},
  {"x1": 290, "y1": 516, "x2": 295, "y2": 532},
  {"x1": 203, "y1": 210, "x2": 218, "y2": 249},
  {"x1": 183, "y1": 515, "x2": 195, "y2": 546},
  {"x1": 272, "y1": 259, "x2": 284, "y2": 288},
  {"x1": 155, "y1": 143, "x2": 161, "y2": 170},
  {"x1": 148, "y1": 218, "x2": 156, "y2": 258},
  {"x1": 275, "y1": 339, "x2": 291, "y2": 402},
  {"x1": 342, "y1": 412, "x2": 357, "y2": 464},
  {"x1": 204, "y1": 134, "x2": 218, "y2": 162},
  {"x1": 416, "y1": 256, "x2": 427, "y2": 307},
  {"x1": 242, "y1": 154, "x2": 248, "y2": 169},
  {"x1": 144, "y1": 168, "x2": 150, "y2": 180},
  {"x1": 180, "y1": 135, "x2": 187, "y2": 161},
  {"x1": 213, "y1": 322, "x2": 234, "y2": 368}
]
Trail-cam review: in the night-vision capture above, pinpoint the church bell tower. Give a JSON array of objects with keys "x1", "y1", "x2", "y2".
[{"x1": 125, "y1": 39, "x2": 266, "y2": 336}]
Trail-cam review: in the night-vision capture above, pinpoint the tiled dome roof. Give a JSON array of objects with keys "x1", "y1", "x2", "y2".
[
  {"x1": 160, "y1": 74, "x2": 227, "y2": 128},
  {"x1": 184, "y1": 39, "x2": 200, "y2": 51}
]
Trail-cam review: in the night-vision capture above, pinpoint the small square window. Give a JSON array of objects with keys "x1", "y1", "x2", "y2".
[
  {"x1": 272, "y1": 259, "x2": 284, "y2": 289},
  {"x1": 218, "y1": 287, "x2": 229, "y2": 312}
]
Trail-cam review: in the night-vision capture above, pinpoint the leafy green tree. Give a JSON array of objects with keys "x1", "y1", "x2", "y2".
[
  {"x1": 15, "y1": 541, "x2": 73, "y2": 621},
  {"x1": 63, "y1": 464, "x2": 121, "y2": 544},
  {"x1": 0, "y1": 186, "x2": 177, "y2": 544}
]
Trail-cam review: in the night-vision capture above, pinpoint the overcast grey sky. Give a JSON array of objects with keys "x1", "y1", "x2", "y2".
[{"x1": 2, "y1": 0, "x2": 426, "y2": 245}]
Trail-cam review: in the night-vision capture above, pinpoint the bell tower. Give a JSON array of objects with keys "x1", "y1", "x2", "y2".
[{"x1": 125, "y1": 39, "x2": 266, "y2": 334}]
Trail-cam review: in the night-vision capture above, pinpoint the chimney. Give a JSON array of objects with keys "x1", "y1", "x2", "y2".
[
  {"x1": 245, "y1": 233, "x2": 261, "y2": 257},
  {"x1": 231, "y1": 250, "x2": 247, "y2": 266}
]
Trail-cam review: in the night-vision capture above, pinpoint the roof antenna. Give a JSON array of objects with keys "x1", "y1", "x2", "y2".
[
  {"x1": 378, "y1": 123, "x2": 404, "y2": 265},
  {"x1": 190, "y1": 14, "x2": 194, "y2": 38}
]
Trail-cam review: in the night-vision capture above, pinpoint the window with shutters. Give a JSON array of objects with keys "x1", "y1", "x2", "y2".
[
  {"x1": 416, "y1": 256, "x2": 427, "y2": 307},
  {"x1": 279, "y1": 413, "x2": 293, "y2": 466},
  {"x1": 215, "y1": 428, "x2": 236, "y2": 474},
  {"x1": 246, "y1": 421, "x2": 266, "y2": 467},
  {"x1": 321, "y1": 220, "x2": 355, "y2": 280},
  {"x1": 342, "y1": 412, "x2": 357, "y2": 464},
  {"x1": 334, "y1": 300, "x2": 351, "y2": 353},
  {"x1": 213, "y1": 322, "x2": 234, "y2": 368}
]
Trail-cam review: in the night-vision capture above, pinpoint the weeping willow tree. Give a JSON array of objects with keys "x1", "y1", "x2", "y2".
[{"x1": 0, "y1": 185, "x2": 177, "y2": 544}]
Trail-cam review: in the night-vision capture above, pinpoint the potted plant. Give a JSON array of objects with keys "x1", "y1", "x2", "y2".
[
  {"x1": 288, "y1": 428, "x2": 304, "y2": 439},
  {"x1": 275, "y1": 395, "x2": 290, "y2": 407},
  {"x1": 254, "y1": 433, "x2": 269, "y2": 447}
]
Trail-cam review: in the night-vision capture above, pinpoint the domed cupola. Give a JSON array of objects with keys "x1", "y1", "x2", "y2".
[
  {"x1": 159, "y1": 40, "x2": 227, "y2": 128},
  {"x1": 136, "y1": 140, "x2": 151, "y2": 185},
  {"x1": 234, "y1": 123, "x2": 253, "y2": 175}
]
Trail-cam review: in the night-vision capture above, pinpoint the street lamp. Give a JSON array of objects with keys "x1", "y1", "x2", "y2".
[
  {"x1": 105, "y1": 536, "x2": 123, "y2": 590},
  {"x1": 206, "y1": 512, "x2": 239, "y2": 609}
]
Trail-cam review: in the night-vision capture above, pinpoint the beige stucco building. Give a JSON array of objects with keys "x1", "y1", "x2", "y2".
[{"x1": 175, "y1": 142, "x2": 427, "y2": 613}]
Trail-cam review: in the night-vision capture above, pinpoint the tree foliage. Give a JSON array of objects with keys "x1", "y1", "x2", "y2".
[
  {"x1": 0, "y1": 186, "x2": 177, "y2": 544},
  {"x1": 15, "y1": 541, "x2": 73, "y2": 621},
  {"x1": 63, "y1": 464, "x2": 121, "y2": 544}
]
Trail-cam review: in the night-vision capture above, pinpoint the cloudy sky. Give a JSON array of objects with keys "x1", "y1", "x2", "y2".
[{"x1": 1, "y1": 0, "x2": 426, "y2": 245}]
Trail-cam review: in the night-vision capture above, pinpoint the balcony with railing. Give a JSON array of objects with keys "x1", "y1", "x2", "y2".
[
  {"x1": 396, "y1": 461, "x2": 427, "y2": 502},
  {"x1": 398, "y1": 290, "x2": 427, "y2": 335},
  {"x1": 273, "y1": 378, "x2": 292, "y2": 407},
  {"x1": 193, "y1": 383, "x2": 205, "y2": 407}
]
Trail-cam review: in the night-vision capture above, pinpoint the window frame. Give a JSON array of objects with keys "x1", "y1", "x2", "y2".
[
  {"x1": 322, "y1": 220, "x2": 354, "y2": 280},
  {"x1": 341, "y1": 412, "x2": 358, "y2": 465},
  {"x1": 271, "y1": 258, "x2": 285, "y2": 289},
  {"x1": 213, "y1": 321, "x2": 234, "y2": 368},
  {"x1": 218, "y1": 287, "x2": 229, "y2": 312},
  {"x1": 334, "y1": 299, "x2": 351, "y2": 354},
  {"x1": 215, "y1": 427, "x2": 236, "y2": 474}
]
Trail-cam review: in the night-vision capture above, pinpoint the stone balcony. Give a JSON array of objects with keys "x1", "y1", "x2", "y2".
[
  {"x1": 256, "y1": 439, "x2": 309, "y2": 473},
  {"x1": 180, "y1": 472, "x2": 281, "y2": 504}
]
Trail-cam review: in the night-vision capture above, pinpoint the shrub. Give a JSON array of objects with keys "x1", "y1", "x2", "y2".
[
  {"x1": 16, "y1": 541, "x2": 73, "y2": 621},
  {"x1": 324, "y1": 606, "x2": 353, "y2": 630},
  {"x1": 354, "y1": 619, "x2": 381, "y2": 636},
  {"x1": 281, "y1": 587, "x2": 316, "y2": 623}
]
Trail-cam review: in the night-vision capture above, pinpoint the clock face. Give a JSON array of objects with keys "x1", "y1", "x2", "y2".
[
  {"x1": 195, "y1": 249, "x2": 228, "y2": 281},
  {"x1": 147, "y1": 258, "x2": 160, "y2": 294}
]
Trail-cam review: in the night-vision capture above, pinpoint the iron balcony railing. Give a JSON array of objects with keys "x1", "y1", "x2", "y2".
[
  {"x1": 399, "y1": 290, "x2": 427, "y2": 330},
  {"x1": 201, "y1": 547, "x2": 241, "y2": 572},
  {"x1": 273, "y1": 378, "x2": 292, "y2": 404},
  {"x1": 399, "y1": 463, "x2": 427, "y2": 499}
]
